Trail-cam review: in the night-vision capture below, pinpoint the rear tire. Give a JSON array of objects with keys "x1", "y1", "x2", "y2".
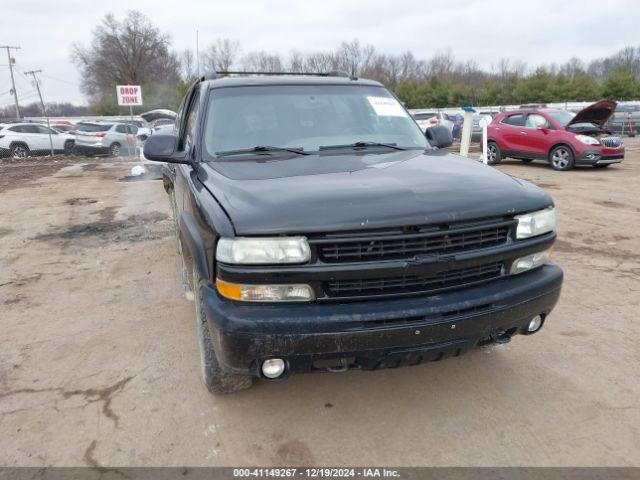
[
  {"x1": 193, "y1": 262, "x2": 253, "y2": 394},
  {"x1": 109, "y1": 143, "x2": 121, "y2": 157},
  {"x1": 549, "y1": 145, "x2": 574, "y2": 171},
  {"x1": 64, "y1": 141, "x2": 74, "y2": 155},
  {"x1": 10, "y1": 143, "x2": 29, "y2": 159},
  {"x1": 487, "y1": 141, "x2": 502, "y2": 165}
]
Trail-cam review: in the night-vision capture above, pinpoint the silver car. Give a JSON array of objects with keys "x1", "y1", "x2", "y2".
[{"x1": 72, "y1": 121, "x2": 138, "y2": 157}]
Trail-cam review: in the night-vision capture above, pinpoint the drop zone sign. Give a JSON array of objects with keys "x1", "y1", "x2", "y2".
[{"x1": 116, "y1": 85, "x2": 143, "y2": 106}]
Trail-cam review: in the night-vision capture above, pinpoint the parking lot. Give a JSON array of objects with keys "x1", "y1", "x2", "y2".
[{"x1": 1, "y1": 142, "x2": 639, "y2": 467}]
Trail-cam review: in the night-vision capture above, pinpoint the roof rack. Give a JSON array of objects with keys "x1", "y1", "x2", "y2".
[{"x1": 211, "y1": 70, "x2": 358, "y2": 80}]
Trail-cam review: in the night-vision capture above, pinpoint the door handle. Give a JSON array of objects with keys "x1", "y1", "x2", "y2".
[{"x1": 520, "y1": 131, "x2": 527, "y2": 135}]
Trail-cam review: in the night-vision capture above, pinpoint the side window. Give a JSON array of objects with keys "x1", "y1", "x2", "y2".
[
  {"x1": 127, "y1": 125, "x2": 138, "y2": 134},
  {"x1": 525, "y1": 114, "x2": 549, "y2": 128},
  {"x1": 9, "y1": 125, "x2": 25, "y2": 133},
  {"x1": 24, "y1": 125, "x2": 41, "y2": 134},
  {"x1": 35, "y1": 125, "x2": 56, "y2": 134},
  {"x1": 115, "y1": 125, "x2": 128, "y2": 134},
  {"x1": 501, "y1": 114, "x2": 526, "y2": 126},
  {"x1": 183, "y1": 87, "x2": 201, "y2": 151}
]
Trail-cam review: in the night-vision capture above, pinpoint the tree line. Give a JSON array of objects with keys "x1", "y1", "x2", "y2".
[{"x1": 8, "y1": 10, "x2": 639, "y2": 118}]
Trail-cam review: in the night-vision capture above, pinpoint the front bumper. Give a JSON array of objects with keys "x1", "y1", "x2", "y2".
[
  {"x1": 575, "y1": 148, "x2": 624, "y2": 166},
  {"x1": 202, "y1": 263, "x2": 563, "y2": 378}
]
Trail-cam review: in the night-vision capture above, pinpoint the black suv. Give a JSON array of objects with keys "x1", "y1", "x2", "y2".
[{"x1": 144, "y1": 72, "x2": 563, "y2": 394}]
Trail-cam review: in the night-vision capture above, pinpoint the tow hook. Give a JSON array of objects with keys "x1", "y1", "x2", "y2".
[
  {"x1": 326, "y1": 358, "x2": 350, "y2": 373},
  {"x1": 490, "y1": 328, "x2": 513, "y2": 344}
]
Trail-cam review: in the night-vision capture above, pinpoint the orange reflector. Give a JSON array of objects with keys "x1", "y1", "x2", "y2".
[{"x1": 215, "y1": 278, "x2": 242, "y2": 300}]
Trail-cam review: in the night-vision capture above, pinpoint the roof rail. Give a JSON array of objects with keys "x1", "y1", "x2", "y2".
[{"x1": 214, "y1": 70, "x2": 358, "y2": 80}]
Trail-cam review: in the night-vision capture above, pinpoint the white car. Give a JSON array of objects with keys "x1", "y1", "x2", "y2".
[
  {"x1": 411, "y1": 111, "x2": 454, "y2": 133},
  {"x1": 0, "y1": 122, "x2": 75, "y2": 158}
]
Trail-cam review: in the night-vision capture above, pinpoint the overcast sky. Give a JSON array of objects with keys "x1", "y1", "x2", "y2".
[{"x1": 2, "y1": 0, "x2": 639, "y2": 107}]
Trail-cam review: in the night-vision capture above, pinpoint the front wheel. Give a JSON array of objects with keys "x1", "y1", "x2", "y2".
[
  {"x1": 549, "y1": 145, "x2": 574, "y2": 171},
  {"x1": 486, "y1": 141, "x2": 502, "y2": 165},
  {"x1": 193, "y1": 263, "x2": 253, "y2": 394}
]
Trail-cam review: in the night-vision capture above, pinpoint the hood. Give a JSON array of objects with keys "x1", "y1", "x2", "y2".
[
  {"x1": 200, "y1": 150, "x2": 552, "y2": 235},
  {"x1": 567, "y1": 99, "x2": 617, "y2": 127}
]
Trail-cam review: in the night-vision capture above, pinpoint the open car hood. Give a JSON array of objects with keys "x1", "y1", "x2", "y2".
[
  {"x1": 140, "y1": 109, "x2": 177, "y2": 122},
  {"x1": 567, "y1": 99, "x2": 617, "y2": 127}
]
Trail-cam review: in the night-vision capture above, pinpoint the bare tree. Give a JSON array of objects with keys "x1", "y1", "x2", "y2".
[
  {"x1": 242, "y1": 51, "x2": 284, "y2": 72},
  {"x1": 71, "y1": 10, "x2": 180, "y2": 103},
  {"x1": 203, "y1": 38, "x2": 241, "y2": 73},
  {"x1": 179, "y1": 49, "x2": 197, "y2": 81}
]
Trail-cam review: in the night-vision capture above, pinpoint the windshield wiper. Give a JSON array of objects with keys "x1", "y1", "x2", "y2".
[
  {"x1": 215, "y1": 146, "x2": 310, "y2": 157},
  {"x1": 319, "y1": 141, "x2": 407, "y2": 151}
]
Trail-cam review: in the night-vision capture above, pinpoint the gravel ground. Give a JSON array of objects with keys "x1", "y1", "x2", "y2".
[{"x1": 1, "y1": 143, "x2": 639, "y2": 467}]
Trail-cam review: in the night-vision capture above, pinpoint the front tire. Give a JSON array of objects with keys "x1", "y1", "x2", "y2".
[
  {"x1": 549, "y1": 145, "x2": 574, "y2": 171},
  {"x1": 193, "y1": 263, "x2": 253, "y2": 394},
  {"x1": 486, "y1": 141, "x2": 502, "y2": 165}
]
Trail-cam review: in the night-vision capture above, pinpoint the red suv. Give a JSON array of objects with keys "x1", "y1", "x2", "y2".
[{"x1": 486, "y1": 100, "x2": 625, "y2": 171}]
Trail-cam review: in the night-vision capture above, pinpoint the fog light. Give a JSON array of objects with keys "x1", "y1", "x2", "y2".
[
  {"x1": 262, "y1": 358, "x2": 286, "y2": 379},
  {"x1": 527, "y1": 315, "x2": 543, "y2": 333}
]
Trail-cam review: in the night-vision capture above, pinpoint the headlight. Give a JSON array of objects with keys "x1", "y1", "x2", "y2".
[
  {"x1": 510, "y1": 250, "x2": 550, "y2": 275},
  {"x1": 515, "y1": 207, "x2": 556, "y2": 239},
  {"x1": 575, "y1": 134, "x2": 600, "y2": 146},
  {"x1": 216, "y1": 279, "x2": 315, "y2": 302},
  {"x1": 217, "y1": 237, "x2": 310, "y2": 264}
]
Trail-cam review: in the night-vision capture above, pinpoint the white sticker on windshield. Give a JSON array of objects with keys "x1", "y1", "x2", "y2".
[{"x1": 367, "y1": 96, "x2": 408, "y2": 117}]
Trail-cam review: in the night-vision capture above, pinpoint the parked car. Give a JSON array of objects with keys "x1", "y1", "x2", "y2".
[
  {"x1": 0, "y1": 122, "x2": 75, "y2": 158},
  {"x1": 150, "y1": 118, "x2": 175, "y2": 131},
  {"x1": 143, "y1": 72, "x2": 562, "y2": 394},
  {"x1": 411, "y1": 111, "x2": 454, "y2": 133},
  {"x1": 72, "y1": 121, "x2": 138, "y2": 157},
  {"x1": 604, "y1": 103, "x2": 640, "y2": 136},
  {"x1": 486, "y1": 100, "x2": 624, "y2": 170}
]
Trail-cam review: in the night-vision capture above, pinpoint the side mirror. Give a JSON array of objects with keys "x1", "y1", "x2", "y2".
[
  {"x1": 143, "y1": 134, "x2": 189, "y2": 164},
  {"x1": 425, "y1": 125, "x2": 453, "y2": 149},
  {"x1": 537, "y1": 124, "x2": 548, "y2": 132}
]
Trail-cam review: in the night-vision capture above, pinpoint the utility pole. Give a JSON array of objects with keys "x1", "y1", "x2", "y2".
[
  {"x1": 1, "y1": 45, "x2": 21, "y2": 118},
  {"x1": 24, "y1": 69, "x2": 55, "y2": 157}
]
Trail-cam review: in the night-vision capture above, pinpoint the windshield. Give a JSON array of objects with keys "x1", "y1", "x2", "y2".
[
  {"x1": 203, "y1": 85, "x2": 428, "y2": 157},
  {"x1": 413, "y1": 113, "x2": 437, "y2": 121},
  {"x1": 547, "y1": 110, "x2": 575, "y2": 126}
]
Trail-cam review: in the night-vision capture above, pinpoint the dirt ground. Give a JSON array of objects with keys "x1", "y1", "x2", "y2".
[{"x1": 1, "y1": 142, "x2": 639, "y2": 468}]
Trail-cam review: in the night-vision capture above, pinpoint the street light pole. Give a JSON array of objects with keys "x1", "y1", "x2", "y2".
[
  {"x1": 25, "y1": 69, "x2": 55, "y2": 157},
  {"x1": 1, "y1": 45, "x2": 21, "y2": 118}
]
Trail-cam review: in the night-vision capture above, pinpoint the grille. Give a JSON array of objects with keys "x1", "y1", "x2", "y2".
[
  {"x1": 326, "y1": 262, "x2": 504, "y2": 298},
  {"x1": 316, "y1": 220, "x2": 512, "y2": 263},
  {"x1": 600, "y1": 136, "x2": 621, "y2": 148}
]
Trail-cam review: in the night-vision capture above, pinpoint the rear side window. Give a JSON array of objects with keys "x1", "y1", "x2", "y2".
[
  {"x1": 8, "y1": 125, "x2": 26, "y2": 133},
  {"x1": 76, "y1": 124, "x2": 112, "y2": 132},
  {"x1": 501, "y1": 114, "x2": 526, "y2": 126}
]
